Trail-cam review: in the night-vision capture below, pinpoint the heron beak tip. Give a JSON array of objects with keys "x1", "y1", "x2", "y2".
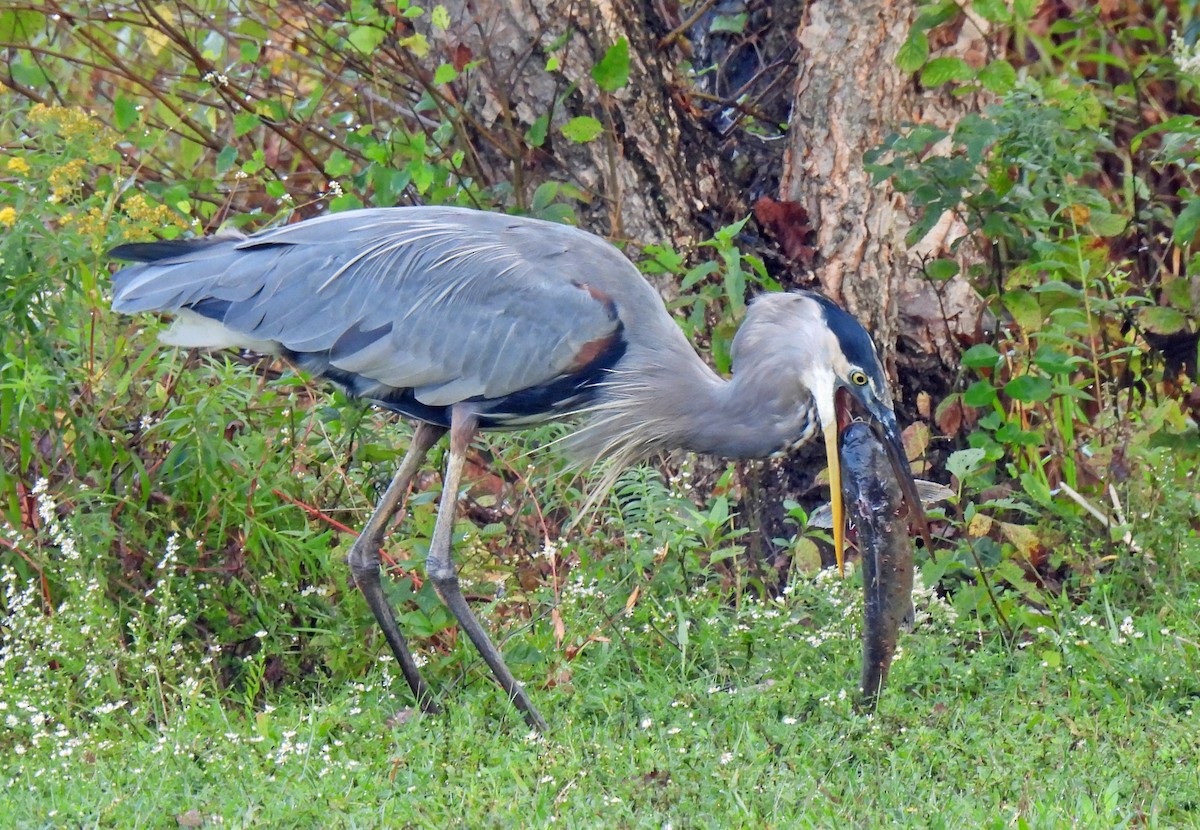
[{"x1": 872, "y1": 413, "x2": 934, "y2": 552}]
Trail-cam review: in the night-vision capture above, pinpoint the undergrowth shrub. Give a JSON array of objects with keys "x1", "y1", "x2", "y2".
[{"x1": 873, "y1": 0, "x2": 1200, "y2": 628}]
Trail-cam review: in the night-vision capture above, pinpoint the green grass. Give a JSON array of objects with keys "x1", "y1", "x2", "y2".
[{"x1": 4, "y1": 540, "x2": 1199, "y2": 829}]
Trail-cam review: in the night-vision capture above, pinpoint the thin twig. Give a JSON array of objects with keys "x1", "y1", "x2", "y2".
[
  {"x1": 658, "y1": 0, "x2": 720, "y2": 50},
  {"x1": 1058, "y1": 482, "x2": 1143, "y2": 555}
]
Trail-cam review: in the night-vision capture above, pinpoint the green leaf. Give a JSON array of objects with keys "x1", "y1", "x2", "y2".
[
  {"x1": 680, "y1": 261, "x2": 719, "y2": 290},
  {"x1": 961, "y1": 343, "x2": 1001, "y2": 370},
  {"x1": 1012, "y1": 0, "x2": 1039, "y2": 19},
  {"x1": 1047, "y1": 18, "x2": 1084, "y2": 35},
  {"x1": 913, "y1": 2, "x2": 960, "y2": 32},
  {"x1": 995, "y1": 423, "x2": 1042, "y2": 446},
  {"x1": 1138, "y1": 306, "x2": 1189, "y2": 335},
  {"x1": 708, "y1": 495, "x2": 730, "y2": 527},
  {"x1": 431, "y1": 4, "x2": 450, "y2": 29},
  {"x1": 560, "y1": 116, "x2": 604, "y2": 143},
  {"x1": 113, "y1": 95, "x2": 139, "y2": 132},
  {"x1": 399, "y1": 33, "x2": 430, "y2": 57},
  {"x1": 240, "y1": 40, "x2": 261, "y2": 63},
  {"x1": 973, "y1": 0, "x2": 1010, "y2": 22},
  {"x1": 1004, "y1": 374, "x2": 1053, "y2": 403},
  {"x1": 242, "y1": 149, "x2": 265, "y2": 175},
  {"x1": 955, "y1": 113, "x2": 1001, "y2": 163},
  {"x1": 407, "y1": 159, "x2": 435, "y2": 193},
  {"x1": 214, "y1": 145, "x2": 238, "y2": 176},
  {"x1": 433, "y1": 63, "x2": 459, "y2": 85},
  {"x1": 265, "y1": 180, "x2": 287, "y2": 199},
  {"x1": 369, "y1": 164, "x2": 410, "y2": 207},
  {"x1": 896, "y1": 31, "x2": 929, "y2": 73},
  {"x1": 592, "y1": 37, "x2": 630, "y2": 92},
  {"x1": 329, "y1": 193, "x2": 365, "y2": 213},
  {"x1": 1087, "y1": 210, "x2": 1126, "y2": 238},
  {"x1": 525, "y1": 113, "x2": 550, "y2": 148},
  {"x1": 920, "y1": 56, "x2": 972, "y2": 87},
  {"x1": 294, "y1": 83, "x2": 326, "y2": 120},
  {"x1": 0, "y1": 9, "x2": 43, "y2": 43},
  {"x1": 1129, "y1": 115, "x2": 1200, "y2": 154},
  {"x1": 925, "y1": 258, "x2": 959, "y2": 280},
  {"x1": 1019, "y1": 471, "x2": 1053, "y2": 506},
  {"x1": 985, "y1": 164, "x2": 1013, "y2": 197},
  {"x1": 531, "y1": 181, "x2": 559, "y2": 212},
  {"x1": 537, "y1": 203, "x2": 577, "y2": 225},
  {"x1": 977, "y1": 59, "x2": 1017, "y2": 95},
  {"x1": 259, "y1": 97, "x2": 288, "y2": 123},
  {"x1": 1165, "y1": 277, "x2": 1194, "y2": 310},
  {"x1": 9, "y1": 55, "x2": 47, "y2": 88},
  {"x1": 235, "y1": 18, "x2": 269, "y2": 38},
  {"x1": 233, "y1": 112, "x2": 260, "y2": 137},
  {"x1": 963, "y1": 380, "x2": 999, "y2": 408},
  {"x1": 1032, "y1": 346, "x2": 1077, "y2": 375},
  {"x1": 642, "y1": 244, "x2": 685, "y2": 275},
  {"x1": 946, "y1": 447, "x2": 987, "y2": 482},
  {"x1": 1080, "y1": 50, "x2": 1130, "y2": 71},
  {"x1": 1174, "y1": 197, "x2": 1200, "y2": 246},
  {"x1": 1031, "y1": 280, "x2": 1081, "y2": 298},
  {"x1": 711, "y1": 13, "x2": 748, "y2": 34},
  {"x1": 324, "y1": 150, "x2": 354, "y2": 178},
  {"x1": 1123, "y1": 26, "x2": 1157, "y2": 41},
  {"x1": 348, "y1": 24, "x2": 387, "y2": 55},
  {"x1": 1002, "y1": 290, "x2": 1042, "y2": 333}
]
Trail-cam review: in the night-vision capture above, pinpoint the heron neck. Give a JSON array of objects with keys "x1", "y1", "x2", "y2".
[
  {"x1": 567, "y1": 342, "x2": 818, "y2": 468},
  {"x1": 673, "y1": 359, "x2": 819, "y2": 459}
]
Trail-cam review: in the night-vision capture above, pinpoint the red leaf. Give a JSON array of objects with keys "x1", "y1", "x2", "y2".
[
  {"x1": 754, "y1": 196, "x2": 817, "y2": 265},
  {"x1": 935, "y1": 396, "x2": 965, "y2": 438},
  {"x1": 452, "y1": 43, "x2": 473, "y2": 71}
]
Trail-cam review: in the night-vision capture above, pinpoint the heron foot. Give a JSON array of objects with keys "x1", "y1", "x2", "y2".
[
  {"x1": 345, "y1": 422, "x2": 446, "y2": 714},
  {"x1": 431, "y1": 573, "x2": 549, "y2": 732},
  {"x1": 424, "y1": 405, "x2": 549, "y2": 732},
  {"x1": 349, "y1": 554, "x2": 440, "y2": 714}
]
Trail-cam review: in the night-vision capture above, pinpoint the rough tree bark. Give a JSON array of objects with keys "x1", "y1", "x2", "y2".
[
  {"x1": 433, "y1": 0, "x2": 745, "y2": 247},
  {"x1": 785, "y1": 0, "x2": 992, "y2": 361}
]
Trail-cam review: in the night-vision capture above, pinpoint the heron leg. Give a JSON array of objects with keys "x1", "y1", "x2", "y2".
[
  {"x1": 346, "y1": 420, "x2": 446, "y2": 714},
  {"x1": 427, "y1": 406, "x2": 549, "y2": 732}
]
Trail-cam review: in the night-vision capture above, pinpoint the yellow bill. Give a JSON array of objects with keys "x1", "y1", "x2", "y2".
[{"x1": 824, "y1": 419, "x2": 845, "y2": 576}]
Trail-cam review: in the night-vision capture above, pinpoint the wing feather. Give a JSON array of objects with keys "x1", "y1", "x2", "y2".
[{"x1": 111, "y1": 207, "x2": 629, "y2": 404}]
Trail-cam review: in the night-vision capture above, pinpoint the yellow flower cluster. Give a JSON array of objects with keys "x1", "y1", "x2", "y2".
[
  {"x1": 62, "y1": 194, "x2": 189, "y2": 243},
  {"x1": 0, "y1": 206, "x2": 16, "y2": 227},
  {"x1": 122, "y1": 193, "x2": 190, "y2": 236},
  {"x1": 62, "y1": 205, "x2": 108, "y2": 240},
  {"x1": 48, "y1": 158, "x2": 88, "y2": 203},
  {"x1": 28, "y1": 104, "x2": 118, "y2": 160},
  {"x1": 5, "y1": 157, "x2": 30, "y2": 175}
]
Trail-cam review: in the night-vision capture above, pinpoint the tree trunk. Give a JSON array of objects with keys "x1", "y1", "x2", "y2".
[{"x1": 785, "y1": 0, "x2": 916, "y2": 346}]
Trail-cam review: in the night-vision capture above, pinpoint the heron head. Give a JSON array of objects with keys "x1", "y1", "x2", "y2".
[{"x1": 795, "y1": 293, "x2": 926, "y2": 576}]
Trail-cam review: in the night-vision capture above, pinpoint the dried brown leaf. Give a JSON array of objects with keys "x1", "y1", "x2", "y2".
[{"x1": 754, "y1": 196, "x2": 817, "y2": 265}]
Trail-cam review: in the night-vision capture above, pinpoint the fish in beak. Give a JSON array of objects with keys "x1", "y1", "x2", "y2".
[{"x1": 826, "y1": 387, "x2": 932, "y2": 575}]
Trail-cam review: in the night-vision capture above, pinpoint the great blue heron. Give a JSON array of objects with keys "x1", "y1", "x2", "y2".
[{"x1": 110, "y1": 205, "x2": 925, "y2": 731}]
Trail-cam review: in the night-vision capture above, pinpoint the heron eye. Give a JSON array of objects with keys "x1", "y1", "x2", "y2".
[{"x1": 850, "y1": 370, "x2": 869, "y2": 386}]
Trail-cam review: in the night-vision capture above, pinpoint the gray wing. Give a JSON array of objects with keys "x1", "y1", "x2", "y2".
[{"x1": 111, "y1": 207, "x2": 630, "y2": 405}]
